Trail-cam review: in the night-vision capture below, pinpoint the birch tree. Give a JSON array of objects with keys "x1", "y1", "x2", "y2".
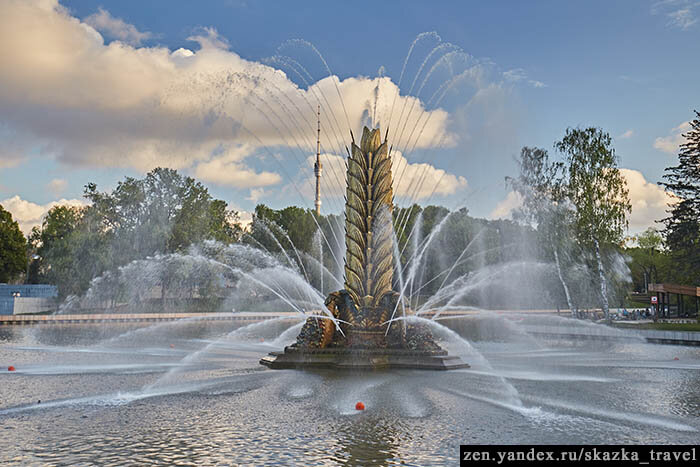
[
  {"x1": 555, "y1": 128, "x2": 630, "y2": 322},
  {"x1": 506, "y1": 147, "x2": 578, "y2": 316}
]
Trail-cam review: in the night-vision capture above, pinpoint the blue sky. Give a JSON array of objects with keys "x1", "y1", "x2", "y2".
[{"x1": 1, "y1": 0, "x2": 698, "y2": 234}]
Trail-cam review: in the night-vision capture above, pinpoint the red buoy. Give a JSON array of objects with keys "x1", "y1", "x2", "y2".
[
  {"x1": 673, "y1": 357, "x2": 680, "y2": 361},
  {"x1": 355, "y1": 401, "x2": 365, "y2": 411},
  {"x1": 8, "y1": 366, "x2": 15, "y2": 372}
]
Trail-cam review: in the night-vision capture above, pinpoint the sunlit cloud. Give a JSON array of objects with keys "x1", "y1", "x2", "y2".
[
  {"x1": 298, "y1": 151, "x2": 467, "y2": 209},
  {"x1": 0, "y1": 0, "x2": 455, "y2": 193},
  {"x1": 0, "y1": 195, "x2": 86, "y2": 234},
  {"x1": 46, "y1": 178, "x2": 68, "y2": 197},
  {"x1": 488, "y1": 170, "x2": 675, "y2": 233},
  {"x1": 84, "y1": 7, "x2": 154, "y2": 46},
  {"x1": 619, "y1": 129, "x2": 634, "y2": 139},
  {"x1": 653, "y1": 121, "x2": 691, "y2": 154},
  {"x1": 620, "y1": 168, "x2": 675, "y2": 232},
  {"x1": 489, "y1": 191, "x2": 523, "y2": 220}
]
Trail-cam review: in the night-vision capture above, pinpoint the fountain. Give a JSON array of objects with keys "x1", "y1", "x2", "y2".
[
  {"x1": 260, "y1": 127, "x2": 469, "y2": 370},
  {"x1": 2, "y1": 26, "x2": 699, "y2": 465}
]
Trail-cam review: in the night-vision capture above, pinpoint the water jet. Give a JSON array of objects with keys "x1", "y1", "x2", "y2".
[{"x1": 260, "y1": 127, "x2": 469, "y2": 371}]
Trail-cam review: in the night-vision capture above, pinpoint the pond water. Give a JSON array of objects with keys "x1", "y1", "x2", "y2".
[{"x1": 1, "y1": 317, "x2": 698, "y2": 466}]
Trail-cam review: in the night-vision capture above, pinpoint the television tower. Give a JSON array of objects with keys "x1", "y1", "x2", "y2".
[{"x1": 314, "y1": 104, "x2": 322, "y2": 215}]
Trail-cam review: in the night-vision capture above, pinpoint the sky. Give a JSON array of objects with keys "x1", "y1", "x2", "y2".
[{"x1": 1, "y1": 0, "x2": 698, "y2": 235}]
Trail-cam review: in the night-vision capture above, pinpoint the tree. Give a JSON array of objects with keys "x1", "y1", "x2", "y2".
[
  {"x1": 659, "y1": 110, "x2": 700, "y2": 285},
  {"x1": 626, "y1": 227, "x2": 670, "y2": 294},
  {"x1": 555, "y1": 127, "x2": 631, "y2": 321},
  {"x1": 85, "y1": 167, "x2": 242, "y2": 264},
  {"x1": 208, "y1": 200, "x2": 243, "y2": 244},
  {"x1": 506, "y1": 147, "x2": 579, "y2": 315},
  {"x1": 28, "y1": 205, "x2": 98, "y2": 297},
  {"x1": 633, "y1": 227, "x2": 663, "y2": 289},
  {"x1": 0, "y1": 205, "x2": 27, "y2": 283},
  {"x1": 30, "y1": 168, "x2": 242, "y2": 297},
  {"x1": 393, "y1": 204, "x2": 423, "y2": 265},
  {"x1": 277, "y1": 206, "x2": 317, "y2": 254},
  {"x1": 248, "y1": 204, "x2": 318, "y2": 260},
  {"x1": 507, "y1": 147, "x2": 564, "y2": 226}
]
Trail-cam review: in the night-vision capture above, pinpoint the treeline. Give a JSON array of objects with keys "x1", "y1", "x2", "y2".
[
  {"x1": 623, "y1": 112, "x2": 700, "y2": 295},
  {"x1": 658, "y1": 111, "x2": 700, "y2": 285},
  {"x1": 243, "y1": 121, "x2": 635, "y2": 314},
  {"x1": 0, "y1": 114, "x2": 697, "y2": 313},
  {"x1": 502, "y1": 116, "x2": 698, "y2": 315},
  {"x1": 246, "y1": 202, "x2": 549, "y2": 307},
  {"x1": 18, "y1": 168, "x2": 242, "y2": 297}
]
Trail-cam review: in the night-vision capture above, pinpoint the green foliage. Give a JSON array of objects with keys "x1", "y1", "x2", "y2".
[
  {"x1": 421, "y1": 205, "x2": 450, "y2": 238},
  {"x1": 634, "y1": 227, "x2": 663, "y2": 251},
  {"x1": 245, "y1": 204, "x2": 346, "y2": 295},
  {"x1": 659, "y1": 110, "x2": 700, "y2": 285},
  {"x1": 507, "y1": 146, "x2": 565, "y2": 227},
  {"x1": 506, "y1": 146, "x2": 573, "y2": 259},
  {"x1": 506, "y1": 135, "x2": 634, "y2": 316},
  {"x1": 625, "y1": 228, "x2": 671, "y2": 292},
  {"x1": 84, "y1": 168, "x2": 242, "y2": 263},
  {"x1": 0, "y1": 204, "x2": 27, "y2": 283},
  {"x1": 28, "y1": 205, "x2": 104, "y2": 296},
  {"x1": 393, "y1": 204, "x2": 423, "y2": 263},
  {"x1": 555, "y1": 127, "x2": 631, "y2": 246},
  {"x1": 248, "y1": 204, "x2": 316, "y2": 254},
  {"x1": 30, "y1": 168, "x2": 242, "y2": 297},
  {"x1": 554, "y1": 128, "x2": 631, "y2": 319}
]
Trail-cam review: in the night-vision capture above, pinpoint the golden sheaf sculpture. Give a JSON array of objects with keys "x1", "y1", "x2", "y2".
[
  {"x1": 260, "y1": 125, "x2": 469, "y2": 369},
  {"x1": 344, "y1": 127, "x2": 394, "y2": 314},
  {"x1": 317, "y1": 126, "x2": 396, "y2": 348}
]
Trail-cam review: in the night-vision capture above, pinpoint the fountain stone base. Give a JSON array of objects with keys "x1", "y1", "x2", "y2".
[
  {"x1": 260, "y1": 346, "x2": 470, "y2": 371},
  {"x1": 260, "y1": 295, "x2": 470, "y2": 371}
]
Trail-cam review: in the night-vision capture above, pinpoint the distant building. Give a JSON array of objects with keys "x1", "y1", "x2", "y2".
[{"x1": 0, "y1": 284, "x2": 58, "y2": 315}]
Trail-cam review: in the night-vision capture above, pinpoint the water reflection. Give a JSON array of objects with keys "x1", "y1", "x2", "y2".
[
  {"x1": 0, "y1": 320, "x2": 698, "y2": 466},
  {"x1": 332, "y1": 417, "x2": 404, "y2": 466}
]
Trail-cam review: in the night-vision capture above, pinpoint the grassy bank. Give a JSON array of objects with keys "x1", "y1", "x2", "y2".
[{"x1": 613, "y1": 322, "x2": 700, "y2": 332}]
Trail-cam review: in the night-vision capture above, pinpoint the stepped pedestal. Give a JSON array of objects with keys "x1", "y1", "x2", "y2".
[{"x1": 260, "y1": 346, "x2": 470, "y2": 371}]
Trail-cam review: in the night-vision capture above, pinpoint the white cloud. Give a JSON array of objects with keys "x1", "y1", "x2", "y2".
[
  {"x1": 238, "y1": 210, "x2": 253, "y2": 229},
  {"x1": 0, "y1": 195, "x2": 86, "y2": 234},
  {"x1": 298, "y1": 151, "x2": 467, "y2": 208},
  {"x1": 653, "y1": 121, "x2": 691, "y2": 154},
  {"x1": 489, "y1": 191, "x2": 523, "y2": 220},
  {"x1": 503, "y1": 68, "x2": 547, "y2": 89},
  {"x1": 487, "y1": 170, "x2": 672, "y2": 232},
  {"x1": 46, "y1": 178, "x2": 68, "y2": 196},
  {"x1": 668, "y1": 7, "x2": 698, "y2": 29},
  {"x1": 620, "y1": 168, "x2": 675, "y2": 233},
  {"x1": 194, "y1": 160, "x2": 281, "y2": 189},
  {"x1": 392, "y1": 151, "x2": 468, "y2": 199},
  {"x1": 503, "y1": 68, "x2": 527, "y2": 82},
  {"x1": 652, "y1": 1, "x2": 700, "y2": 30},
  {"x1": 84, "y1": 7, "x2": 153, "y2": 46},
  {"x1": 619, "y1": 129, "x2": 634, "y2": 139},
  {"x1": 192, "y1": 144, "x2": 281, "y2": 188},
  {"x1": 246, "y1": 188, "x2": 266, "y2": 203},
  {"x1": 0, "y1": 1, "x2": 454, "y2": 191},
  {"x1": 187, "y1": 27, "x2": 230, "y2": 50}
]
